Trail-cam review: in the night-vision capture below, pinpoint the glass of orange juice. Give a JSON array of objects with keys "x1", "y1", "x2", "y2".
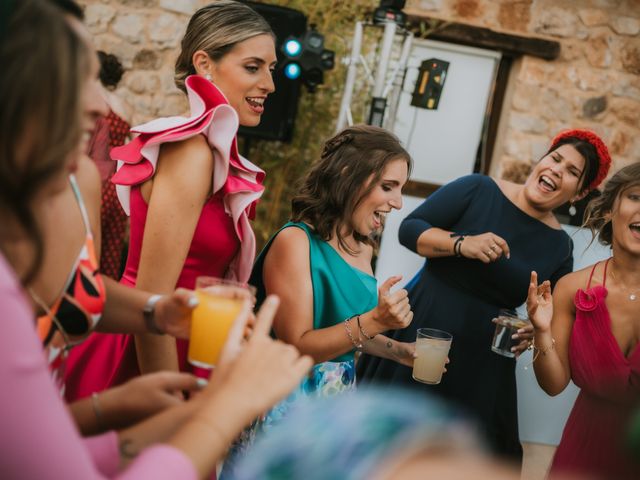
[{"x1": 188, "y1": 276, "x2": 255, "y2": 369}]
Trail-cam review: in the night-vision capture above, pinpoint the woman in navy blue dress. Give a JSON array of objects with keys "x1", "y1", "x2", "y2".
[{"x1": 358, "y1": 129, "x2": 612, "y2": 461}]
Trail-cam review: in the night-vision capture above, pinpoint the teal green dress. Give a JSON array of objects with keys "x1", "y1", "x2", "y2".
[
  {"x1": 251, "y1": 222, "x2": 378, "y2": 423},
  {"x1": 221, "y1": 222, "x2": 379, "y2": 472}
]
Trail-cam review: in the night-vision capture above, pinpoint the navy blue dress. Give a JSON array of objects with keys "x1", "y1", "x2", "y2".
[{"x1": 358, "y1": 175, "x2": 573, "y2": 460}]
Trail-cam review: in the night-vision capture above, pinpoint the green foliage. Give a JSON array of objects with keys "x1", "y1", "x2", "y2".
[{"x1": 246, "y1": 0, "x2": 379, "y2": 249}]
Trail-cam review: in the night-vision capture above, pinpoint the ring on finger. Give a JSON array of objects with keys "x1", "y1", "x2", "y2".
[
  {"x1": 485, "y1": 250, "x2": 493, "y2": 256},
  {"x1": 491, "y1": 243, "x2": 498, "y2": 251}
]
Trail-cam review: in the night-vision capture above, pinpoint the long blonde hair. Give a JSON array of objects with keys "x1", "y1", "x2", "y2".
[{"x1": 174, "y1": 0, "x2": 274, "y2": 93}]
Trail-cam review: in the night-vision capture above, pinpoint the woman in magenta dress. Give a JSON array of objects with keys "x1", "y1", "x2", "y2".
[
  {"x1": 64, "y1": 0, "x2": 277, "y2": 399},
  {"x1": 527, "y1": 162, "x2": 640, "y2": 479}
]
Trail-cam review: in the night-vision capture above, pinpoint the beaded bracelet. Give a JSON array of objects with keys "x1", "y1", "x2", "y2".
[
  {"x1": 356, "y1": 315, "x2": 376, "y2": 341},
  {"x1": 344, "y1": 316, "x2": 363, "y2": 351}
]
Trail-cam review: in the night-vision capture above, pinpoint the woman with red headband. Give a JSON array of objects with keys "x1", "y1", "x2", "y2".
[
  {"x1": 358, "y1": 129, "x2": 611, "y2": 461},
  {"x1": 527, "y1": 162, "x2": 640, "y2": 479}
]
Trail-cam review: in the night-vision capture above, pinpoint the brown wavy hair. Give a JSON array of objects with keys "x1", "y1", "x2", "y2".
[
  {"x1": 291, "y1": 125, "x2": 412, "y2": 253},
  {"x1": 174, "y1": 0, "x2": 274, "y2": 93},
  {"x1": 0, "y1": 0, "x2": 89, "y2": 283},
  {"x1": 583, "y1": 162, "x2": 640, "y2": 246}
]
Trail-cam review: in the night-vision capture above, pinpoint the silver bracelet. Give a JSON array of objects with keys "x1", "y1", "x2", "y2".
[
  {"x1": 344, "y1": 316, "x2": 363, "y2": 351},
  {"x1": 143, "y1": 294, "x2": 164, "y2": 334}
]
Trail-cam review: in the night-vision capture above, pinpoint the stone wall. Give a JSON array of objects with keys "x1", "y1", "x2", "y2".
[
  {"x1": 80, "y1": 0, "x2": 638, "y2": 181},
  {"x1": 407, "y1": 0, "x2": 640, "y2": 176},
  {"x1": 81, "y1": 0, "x2": 204, "y2": 125}
]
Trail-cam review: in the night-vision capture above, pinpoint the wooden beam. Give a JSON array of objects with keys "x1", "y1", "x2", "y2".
[
  {"x1": 403, "y1": 180, "x2": 441, "y2": 199},
  {"x1": 404, "y1": 12, "x2": 560, "y2": 60}
]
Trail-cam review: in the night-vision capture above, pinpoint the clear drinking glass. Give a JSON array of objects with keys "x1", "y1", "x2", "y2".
[
  {"x1": 491, "y1": 309, "x2": 530, "y2": 358},
  {"x1": 412, "y1": 328, "x2": 452, "y2": 385}
]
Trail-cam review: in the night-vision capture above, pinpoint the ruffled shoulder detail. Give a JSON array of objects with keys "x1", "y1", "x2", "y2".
[
  {"x1": 110, "y1": 75, "x2": 265, "y2": 282},
  {"x1": 574, "y1": 285, "x2": 608, "y2": 312}
]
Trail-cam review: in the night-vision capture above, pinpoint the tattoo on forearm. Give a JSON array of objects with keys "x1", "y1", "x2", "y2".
[
  {"x1": 434, "y1": 247, "x2": 451, "y2": 254},
  {"x1": 119, "y1": 439, "x2": 138, "y2": 459}
]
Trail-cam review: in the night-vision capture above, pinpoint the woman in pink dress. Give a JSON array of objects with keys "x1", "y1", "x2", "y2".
[
  {"x1": 527, "y1": 162, "x2": 640, "y2": 479},
  {"x1": 64, "y1": 0, "x2": 277, "y2": 398},
  {"x1": 0, "y1": 1, "x2": 310, "y2": 477}
]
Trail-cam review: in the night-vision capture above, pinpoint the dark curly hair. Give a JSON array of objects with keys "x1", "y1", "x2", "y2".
[
  {"x1": 583, "y1": 162, "x2": 640, "y2": 246},
  {"x1": 97, "y1": 51, "x2": 124, "y2": 89},
  {"x1": 291, "y1": 125, "x2": 412, "y2": 254}
]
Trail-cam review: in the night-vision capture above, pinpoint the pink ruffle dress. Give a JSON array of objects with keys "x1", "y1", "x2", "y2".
[{"x1": 64, "y1": 75, "x2": 265, "y2": 399}]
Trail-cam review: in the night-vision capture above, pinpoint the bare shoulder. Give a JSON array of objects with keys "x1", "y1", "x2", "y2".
[
  {"x1": 156, "y1": 134, "x2": 213, "y2": 191},
  {"x1": 268, "y1": 226, "x2": 310, "y2": 262},
  {"x1": 160, "y1": 134, "x2": 212, "y2": 166},
  {"x1": 554, "y1": 267, "x2": 591, "y2": 294}
]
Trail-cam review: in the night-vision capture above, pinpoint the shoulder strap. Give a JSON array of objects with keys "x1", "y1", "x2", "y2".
[
  {"x1": 601, "y1": 257, "x2": 611, "y2": 288},
  {"x1": 68, "y1": 174, "x2": 93, "y2": 239},
  {"x1": 586, "y1": 258, "x2": 610, "y2": 289}
]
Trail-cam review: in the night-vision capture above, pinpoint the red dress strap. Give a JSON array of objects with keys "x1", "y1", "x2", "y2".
[{"x1": 586, "y1": 258, "x2": 611, "y2": 290}]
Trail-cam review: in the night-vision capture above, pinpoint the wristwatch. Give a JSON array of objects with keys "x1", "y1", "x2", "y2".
[{"x1": 143, "y1": 294, "x2": 164, "y2": 335}]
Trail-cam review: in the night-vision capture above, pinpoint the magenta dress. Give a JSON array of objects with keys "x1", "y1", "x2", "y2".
[
  {"x1": 63, "y1": 75, "x2": 265, "y2": 400},
  {"x1": 551, "y1": 259, "x2": 640, "y2": 479}
]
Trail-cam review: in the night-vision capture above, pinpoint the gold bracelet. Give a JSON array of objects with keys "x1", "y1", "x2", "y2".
[
  {"x1": 91, "y1": 392, "x2": 105, "y2": 429},
  {"x1": 356, "y1": 315, "x2": 376, "y2": 341},
  {"x1": 531, "y1": 338, "x2": 556, "y2": 363}
]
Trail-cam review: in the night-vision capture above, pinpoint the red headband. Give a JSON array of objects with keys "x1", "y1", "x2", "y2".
[{"x1": 550, "y1": 129, "x2": 611, "y2": 191}]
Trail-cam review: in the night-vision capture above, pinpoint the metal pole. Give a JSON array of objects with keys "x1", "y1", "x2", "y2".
[
  {"x1": 372, "y1": 21, "x2": 397, "y2": 97},
  {"x1": 335, "y1": 21, "x2": 363, "y2": 132},
  {"x1": 368, "y1": 20, "x2": 397, "y2": 126},
  {"x1": 383, "y1": 32, "x2": 413, "y2": 132}
]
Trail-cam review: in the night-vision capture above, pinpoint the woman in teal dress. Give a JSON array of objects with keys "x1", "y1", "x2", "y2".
[{"x1": 251, "y1": 125, "x2": 417, "y2": 410}]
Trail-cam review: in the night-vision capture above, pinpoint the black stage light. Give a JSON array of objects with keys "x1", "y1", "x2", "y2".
[
  {"x1": 373, "y1": 0, "x2": 407, "y2": 26},
  {"x1": 283, "y1": 26, "x2": 335, "y2": 92},
  {"x1": 239, "y1": 1, "x2": 307, "y2": 142}
]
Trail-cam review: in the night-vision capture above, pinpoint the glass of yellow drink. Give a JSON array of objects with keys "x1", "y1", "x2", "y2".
[
  {"x1": 188, "y1": 276, "x2": 255, "y2": 369},
  {"x1": 412, "y1": 328, "x2": 452, "y2": 385}
]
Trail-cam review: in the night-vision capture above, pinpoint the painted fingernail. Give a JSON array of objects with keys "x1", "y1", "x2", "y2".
[
  {"x1": 196, "y1": 378, "x2": 208, "y2": 388},
  {"x1": 188, "y1": 297, "x2": 199, "y2": 308},
  {"x1": 511, "y1": 334, "x2": 518, "y2": 339}
]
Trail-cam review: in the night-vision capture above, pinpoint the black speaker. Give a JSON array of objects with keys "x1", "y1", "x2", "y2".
[{"x1": 239, "y1": 2, "x2": 307, "y2": 142}]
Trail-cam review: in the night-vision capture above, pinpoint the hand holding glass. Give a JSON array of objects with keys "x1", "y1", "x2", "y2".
[
  {"x1": 491, "y1": 309, "x2": 531, "y2": 358},
  {"x1": 188, "y1": 277, "x2": 255, "y2": 369},
  {"x1": 412, "y1": 328, "x2": 452, "y2": 385}
]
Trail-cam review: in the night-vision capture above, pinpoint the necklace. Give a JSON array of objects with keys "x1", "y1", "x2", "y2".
[{"x1": 610, "y1": 267, "x2": 639, "y2": 301}]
